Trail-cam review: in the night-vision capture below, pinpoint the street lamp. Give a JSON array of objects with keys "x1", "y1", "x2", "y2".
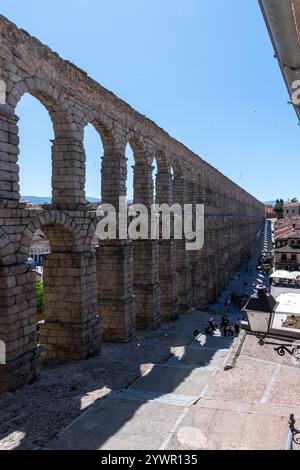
[
  {"x1": 245, "y1": 285, "x2": 276, "y2": 334},
  {"x1": 242, "y1": 286, "x2": 300, "y2": 359},
  {"x1": 286, "y1": 414, "x2": 300, "y2": 450}
]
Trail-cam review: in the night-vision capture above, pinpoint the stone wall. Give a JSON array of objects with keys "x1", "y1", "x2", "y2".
[{"x1": 0, "y1": 15, "x2": 265, "y2": 392}]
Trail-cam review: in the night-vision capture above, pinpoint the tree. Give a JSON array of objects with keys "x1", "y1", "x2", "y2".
[
  {"x1": 273, "y1": 199, "x2": 284, "y2": 219},
  {"x1": 36, "y1": 277, "x2": 44, "y2": 314},
  {"x1": 291, "y1": 198, "x2": 298, "y2": 203}
]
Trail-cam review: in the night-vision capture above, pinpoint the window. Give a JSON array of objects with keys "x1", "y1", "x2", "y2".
[{"x1": 281, "y1": 254, "x2": 287, "y2": 261}]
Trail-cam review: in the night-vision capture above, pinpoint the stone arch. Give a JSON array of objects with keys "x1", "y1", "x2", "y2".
[
  {"x1": 184, "y1": 165, "x2": 194, "y2": 181},
  {"x1": 8, "y1": 79, "x2": 75, "y2": 138},
  {"x1": 125, "y1": 135, "x2": 154, "y2": 204},
  {"x1": 86, "y1": 216, "x2": 99, "y2": 248},
  {"x1": 16, "y1": 210, "x2": 100, "y2": 362},
  {"x1": 127, "y1": 135, "x2": 144, "y2": 156},
  {"x1": 81, "y1": 110, "x2": 118, "y2": 152},
  {"x1": 6, "y1": 80, "x2": 84, "y2": 206},
  {"x1": 82, "y1": 122, "x2": 105, "y2": 204},
  {"x1": 155, "y1": 149, "x2": 171, "y2": 173},
  {"x1": 0, "y1": 228, "x2": 11, "y2": 261},
  {"x1": 191, "y1": 171, "x2": 202, "y2": 205},
  {"x1": 196, "y1": 171, "x2": 205, "y2": 186},
  {"x1": 78, "y1": 111, "x2": 119, "y2": 207},
  {"x1": 126, "y1": 134, "x2": 154, "y2": 163},
  {"x1": 154, "y1": 149, "x2": 171, "y2": 205},
  {"x1": 171, "y1": 157, "x2": 183, "y2": 179},
  {"x1": 18, "y1": 211, "x2": 86, "y2": 263},
  {"x1": 80, "y1": 111, "x2": 127, "y2": 206}
]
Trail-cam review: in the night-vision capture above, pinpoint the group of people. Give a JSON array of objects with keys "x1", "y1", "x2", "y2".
[
  {"x1": 221, "y1": 315, "x2": 240, "y2": 337},
  {"x1": 204, "y1": 318, "x2": 219, "y2": 336},
  {"x1": 204, "y1": 316, "x2": 240, "y2": 338},
  {"x1": 224, "y1": 292, "x2": 249, "y2": 312}
]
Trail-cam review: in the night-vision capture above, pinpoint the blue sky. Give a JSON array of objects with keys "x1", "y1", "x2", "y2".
[{"x1": 1, "y1": 0, "x2": 299, "y2": 202}]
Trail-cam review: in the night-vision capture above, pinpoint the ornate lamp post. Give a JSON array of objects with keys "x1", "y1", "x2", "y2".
[
  {"x1": 286, "y1": 414, "x2": 300, "y2": 450},
  {"x1": 242, "y1": 286, "x2": 300, "y2": 359}
]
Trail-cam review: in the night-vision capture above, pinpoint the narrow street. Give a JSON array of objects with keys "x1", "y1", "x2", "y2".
[{"x1": 211, "y1": 220, "x2": 272, "y2": 321}]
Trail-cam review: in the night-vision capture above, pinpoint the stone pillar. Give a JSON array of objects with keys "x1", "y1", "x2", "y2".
[
  {"x1": 39, "y1": 251, "x2": 101, "y2": 360},
  {"x1": 215, "y1": 187, "x2": 227, "y2": 297},
  {"x1": 51, "y1": 137, "x2": 86, "y2": 210},
  {"x1": 0, "y1": 110, "x2": 20, "y2": 202},
  {"x1": 204, "y1": 181, "x2": 217, "y2": 304},
  {"x1": 190, "y1": 256, "x2": 201, "y2": 307},
  {"x1": 228, "y1": 196, "x2": 236, "y2": 278},
  {"x1": 156, "y1": 167, "x2": 178, "y2": 321},
  {"x1": 97, "y1": 144, "x2": 135, "y2": 341},
  {"x1": 0, "y1": 263, "x2": 41, "y2": 393},
  {"x1": 197, "y1": 179, "x2": 209, "y2": 309},
  {"x1": 96, "y1": 241, "x2": 135, "y2": 341},
  {"x1": 173, "y1": 173, "x2": 192, "y2": 313},
  {"x1": 223, "y1": 192, "x2": 231, "y2": 286},
  {"x1": 215, "y1": 190, "x2": 226, "y2": 294},
  {"x1": 101, "y1": 145, "x2": 127, "y2": 207},
  {"x1": 189, "y1": 177, "x2": 203, "y2": 307},
  {"x1": 213, "y1": 226, "x2": 222, "y2": 297},
  {"x1": 133, "y1": 159, "x2": 160, "y2": 329}
]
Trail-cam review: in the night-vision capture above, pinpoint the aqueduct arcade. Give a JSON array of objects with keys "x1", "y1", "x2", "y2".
[{"x1": 0, "y1": 15, "x2": 265, "y2": 392}]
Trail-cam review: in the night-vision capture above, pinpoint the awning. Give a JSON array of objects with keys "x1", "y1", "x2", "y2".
[
  {"x1": 286, "y1": 271, "x2": 300, "y2": 280},
  {"x1": 270, "y1": 270, "x2": 291, "y2": 279}
]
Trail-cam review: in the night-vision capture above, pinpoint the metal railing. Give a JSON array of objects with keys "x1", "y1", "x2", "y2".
[{"x1": 285, "y1": 414, "x2": 300, "y2": 450}]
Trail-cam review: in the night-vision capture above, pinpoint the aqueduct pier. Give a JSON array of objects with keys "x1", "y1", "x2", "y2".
[{"x1": 0, "y1": 15, "x2": 264, "y2": 393}]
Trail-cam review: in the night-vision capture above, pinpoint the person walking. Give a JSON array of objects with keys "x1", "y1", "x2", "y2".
[
  {"x1": 223, "y1": 319, "x2": 230, "y2": 337},
  {"x1": 234, "y1": 322, "x2": 240, "y2": 336}
]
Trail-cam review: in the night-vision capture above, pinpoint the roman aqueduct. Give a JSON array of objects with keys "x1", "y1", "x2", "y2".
[{"x1": 0, "y1": 15, "x2": 264, "y2": 393}]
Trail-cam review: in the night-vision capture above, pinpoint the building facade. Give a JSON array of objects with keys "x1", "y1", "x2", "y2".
[
  {"x1": 283, "y1": 202, "x2": 300, "y2": 219},
  {"x1": 265, "y1": 204, "x2": 276, "y2": 219},
  {"x1": 274, "y1": 218, "x2": 300, "y2": 271},
  {"x1": 29, "y1": 230, "x2": 50, "y2": 266}
]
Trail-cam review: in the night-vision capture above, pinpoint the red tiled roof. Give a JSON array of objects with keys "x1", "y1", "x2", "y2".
[
  {"x1": 276, "y1": 229, "x2": 300, "y2": 240},
  {"x1": 274, "y1": 217, "x2": 300, "y2": 239}
]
